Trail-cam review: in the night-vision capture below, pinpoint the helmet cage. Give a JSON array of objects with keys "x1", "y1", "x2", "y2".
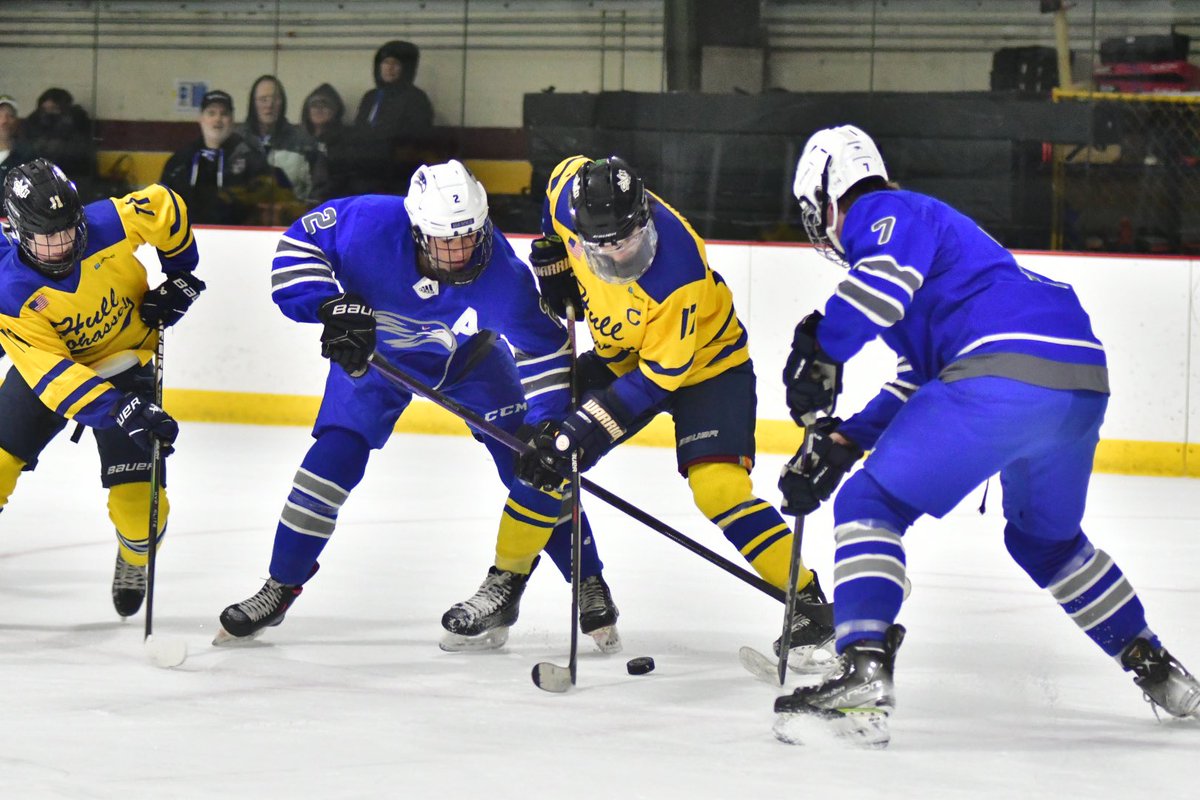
[
  {"x1": 411, "y1": 220, "x2": 494, "y2": 286},
  {"x1": 797, "y1": 154, "x2": 843, "y2": 266},
  {"x1": 4, "y1": 159, "x2": 88, "y2": 278}
]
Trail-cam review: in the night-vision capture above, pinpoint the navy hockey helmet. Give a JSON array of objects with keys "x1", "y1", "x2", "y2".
[
  {"x1": 3, "y1": 158, "x2": 88, "y2": 278},
  {"x1": 569, "y1": 156, "x2": 657, "y2": 284}
]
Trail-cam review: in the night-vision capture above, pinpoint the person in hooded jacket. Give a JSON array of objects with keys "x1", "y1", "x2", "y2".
[
  {"x1": 353, "y1": 41, "x2": 435, "y2": 193},
  {"x1": 23, "y1": 88, "x2": 97, "y2": 188},
  {"x1": 300, "y1": 83, "x2": 363, "y2": 202},
  {"x1": 235, "y1": 75, "x2": 327, "y2": 210}
]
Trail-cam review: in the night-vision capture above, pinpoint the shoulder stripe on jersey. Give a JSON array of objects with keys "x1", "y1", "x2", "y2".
[
  {"x1": 164, "y1": 186, "x2": 183, "y2": 238},
  {"x1": 836, "y1": 276, "x2": 905, "y2": 327},
  {"x1": 33, "y1": 359, "x2": 72, "y2": 398},
  {"x1": 853, "y1": 255, "x2": 923, "y2": 297},
  {"x1": 956, "y1": 332, "x2": 1105, "y2": 357}
]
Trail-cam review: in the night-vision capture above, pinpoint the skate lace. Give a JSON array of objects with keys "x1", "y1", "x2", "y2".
[
  {"x1": 112, "y1": 556, "x2": 146, "y2": 591},
  {"x1": 461, "y1": 572, "x2": 515, "y2": 615},
  {"x1": 579, "y1": 576, "x2": 613, "y2": 615},
  {"x1": 239, "y1": 579, "x2": 287, "y2": 623}
]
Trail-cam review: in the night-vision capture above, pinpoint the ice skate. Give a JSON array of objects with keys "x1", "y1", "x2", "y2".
[
  {"x1": 579, "y1": 573, "x2": 622, "y2": 654},
  {"x1": 773, "y1": 571, "x2": 837, "y2": 673},
  {"x1": 439, "y1": 558, "x2": 537, "y2": 652},
  {"x1": 1121, "y1": 637, "x2": 1200, "y2": 720},
  {"x1": 774, "y1": 624, "x2": 905, "y2": 748},
  {"x1": 111, "y1": 550, "x2": 147, "y2": 617},
  {"x1": 214, "y1": 565, "x2": 316, "y2": 645}
]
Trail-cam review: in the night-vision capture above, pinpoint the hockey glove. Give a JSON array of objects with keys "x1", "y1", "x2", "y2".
[
  {"x1": 529, "y1": 235, "x2": 582, "y2": 320},
  {"x1": 515, "y1": 421, "x2": 568, "y2": 492},
  {"x1": 783, "y1": 311, "x2": 843, "y2": 426},
  {"x1": 529, "y1": 393, "x2": 629, "y2": 479},
  {"x1": 778, "y1": 417, "x2": 863, "y2": 516},
  {"x1": 113, "y1": 393, "x2": 179, "y2": 457},
  {"x1": 318, "y1": 292, "x2": 376, "y2": 378},
  {"x1": 140, "y1": 271, "x2": 207, "y2": 329}
]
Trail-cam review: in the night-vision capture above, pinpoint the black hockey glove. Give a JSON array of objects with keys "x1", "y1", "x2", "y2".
[
  {"x1": 515, "y1": 421, "x2": 568, "y2": 492},
  {"x1": 318, "y1": 292, "x2": 376, "y2": 378},
  {"x1": 526, "y1": 393, "x2": 629, "y2": 480},
  {"x1": 113, "y1": 393, "x2": 179, "y2": 456},
  {"x1": 140, "y1": 271, "x2": 207, "y2": 329},
  {"x1": 778, "y1": 417, "x2": 863, "y2": 516},
  {"x1": 529, "y1": 235, "x2": 582, "y2": 320},
  {"x1": 783, "y1": 311, "x2": 843, "y2": 426}
]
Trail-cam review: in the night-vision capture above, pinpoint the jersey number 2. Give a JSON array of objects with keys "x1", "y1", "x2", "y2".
[{"x1": 302, "y1": 207, "x2": 338, "y2": 234}]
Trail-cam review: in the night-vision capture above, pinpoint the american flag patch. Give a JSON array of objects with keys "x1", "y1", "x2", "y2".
[{"x1": 29, "y1": 294, "x2": 49, "y2": 312}]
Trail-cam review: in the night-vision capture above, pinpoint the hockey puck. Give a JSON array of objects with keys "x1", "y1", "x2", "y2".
[{"x1": 626, "y1": 656, "x2": 655, "y2": 675}]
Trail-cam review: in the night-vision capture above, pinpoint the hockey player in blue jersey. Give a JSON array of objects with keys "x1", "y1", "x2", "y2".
[
  {"x1": 215, "y1": 160, "x2": 621, "y2": 652},
  {"x1": 772, "y1": 125, "x2": 1199, "y2": 746}
]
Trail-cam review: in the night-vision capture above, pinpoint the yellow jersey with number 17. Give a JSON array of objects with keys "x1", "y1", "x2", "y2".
[
  {"x1": 0, "y1": 184, "x2": 197, "y2": 428},
  {"x1": 543, "y1": 155, "x2": 749, "y2": 400}
]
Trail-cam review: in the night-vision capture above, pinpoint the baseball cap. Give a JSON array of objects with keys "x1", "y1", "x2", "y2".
[
  {"x1": 200, "y1": 90, "x2": 233, "y2": 113},
  {"x1": 0, "y1": 95, "x2": 18, "y2": 115}
]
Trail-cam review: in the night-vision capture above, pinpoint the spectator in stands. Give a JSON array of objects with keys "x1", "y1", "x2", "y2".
[
  {"x1": 160, "y1": 89, "x2": 272, "y2": 225},
  {"x1": 354, "y1": 40, "x2": 435, "y2": 192},
  {"x1": 300, "y1": 83, "x2": 360, "y2": 202},
  {"x1": 23, "y1": 88, "x2": 97, "y2": 187},
  {"x1": 0, "y1": 95, "x2": 35, "y2": 187},
  {"x1": 236, "y1": 75, "x2": 327, "y2": 209}
]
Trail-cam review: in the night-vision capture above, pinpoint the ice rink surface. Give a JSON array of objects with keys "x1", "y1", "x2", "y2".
[{"x1": 1, "y1": 421, "x2": 1197, "y2": 799}]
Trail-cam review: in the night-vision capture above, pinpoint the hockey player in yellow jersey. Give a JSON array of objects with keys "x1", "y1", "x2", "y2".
[
  {"x1": 517, "y1": 155, "x2": 833, "y2": 665},
  {"x1": 0, "y1": 159, "x2": 204, "y2": 617}
]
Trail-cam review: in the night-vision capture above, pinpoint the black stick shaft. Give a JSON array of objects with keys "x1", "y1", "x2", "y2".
[
  {"x1": 367, "y1": 352, "x2": 786, "y2": 603},
  {"x1": 143, "y1": 324, "x2": 165, "y2": 641},
  {"x1": 566, "y1": 305, "x2": 581, "y2": 685}
]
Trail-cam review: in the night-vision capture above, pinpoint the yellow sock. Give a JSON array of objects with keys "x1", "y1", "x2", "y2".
[{"x1": 107, "y1": 482, "x2": 169, "y2": 566}]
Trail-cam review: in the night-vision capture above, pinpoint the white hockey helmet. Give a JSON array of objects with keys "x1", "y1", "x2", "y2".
[
  {"x1": 793, "y1": 125, "x2": 888, "y2": 265},
  {"x1": 404, "y1": 159, "x2": 494, "y2": 284}
]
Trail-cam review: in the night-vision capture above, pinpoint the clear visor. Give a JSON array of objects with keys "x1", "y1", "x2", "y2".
[{"x1": 580, "y1": 219, "x2": 658, "y2": 284}]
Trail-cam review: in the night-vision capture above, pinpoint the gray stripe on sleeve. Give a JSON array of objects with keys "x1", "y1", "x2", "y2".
[{"x1": 837, "y1": 279, "x2": 905, "y2": 326}]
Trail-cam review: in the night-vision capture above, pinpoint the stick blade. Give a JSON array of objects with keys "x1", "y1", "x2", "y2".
[
  {"x1": 145, "y1": 634, "x2": 188, "y2": 668},
  {"x1": 531, "y1": 661, "x2": 573, "y2": 693}
]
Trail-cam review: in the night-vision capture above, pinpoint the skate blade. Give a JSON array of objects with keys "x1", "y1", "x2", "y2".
[
  {"x1": 773, "y1": 707, "x2": 891, "y2": 749},
  {"x1": 212, "y1": 626, "x2": 266, "y2": 647},
  {"x1": 438, "y1": 626, "x2": 510, "y2": 653},
  {"x1": 586, "y1": 625, "x2": 622, "y2": 654}
]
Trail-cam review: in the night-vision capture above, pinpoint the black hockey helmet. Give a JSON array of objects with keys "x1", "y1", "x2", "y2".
[
  {"x1": 3, "y1": 158, "x2": 88, "y2": 278},
  {"x1": 569, "y1": 157, "x2": 657, "y2": 284}
]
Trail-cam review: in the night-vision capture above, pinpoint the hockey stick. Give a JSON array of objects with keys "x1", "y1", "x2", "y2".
[
  {"x1": 532, "y1": 303, "x2": 582, "y2": 693},
  {"x1": 773, "y1": 424, "x2": 815, "y2": 683},
  {"x1": 367, "y1": 354, "x2": 787, "y2": 604},
  {"x1": 143, "y1": 324, "x2": 187, "y2": 668}
]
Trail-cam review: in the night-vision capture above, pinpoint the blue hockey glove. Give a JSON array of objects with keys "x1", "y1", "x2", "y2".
[
  {"x1": 318, "y1": 292, "x2": 376, "y2": 378},
  {"x1": 529, "y1": 235, "x2": 582, "y2": 320},
  {"x1": 113, "y1": 393, "x2": 179, "y2": 456},
  {"x1": 140, "y1": 271, "x2": 206, "y2": 329},
  {"x1": 778, "y1": 417, "x2": 862, "y2": 516},
  {"x1": 783, "y1": 311, "x2": 843, "y2": 426}
]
